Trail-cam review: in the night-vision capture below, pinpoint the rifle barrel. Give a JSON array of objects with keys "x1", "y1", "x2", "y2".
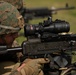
[{"x1": 0, "y1": 46, "x2": 22, "y2": 54}]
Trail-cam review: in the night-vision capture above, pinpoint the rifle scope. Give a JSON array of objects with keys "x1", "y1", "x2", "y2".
[{"x1": 24, "y1": 19, "x2": 70, "y2": 36}]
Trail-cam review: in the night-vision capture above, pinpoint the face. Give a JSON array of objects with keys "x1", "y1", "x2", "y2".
[{"x1": 0, "y1": 33, "x2": 18, "y2": 47}]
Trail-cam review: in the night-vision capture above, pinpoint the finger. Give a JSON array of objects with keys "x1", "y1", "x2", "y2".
[
  {"x1": 12, "y1": 62, "x2": 20, "y2": 71},
  {"x1": 33, "y1": 69, "x2": 42, "y2": 75},
  {"x1": 23, "y1": 58, "x2": 32, "y2": 63},
  {"x1": 39, "y1": 70, "x2": 44, "y2": 75},
  {"x1": 35, "y1": 64, "x2": 43, "y2": 69},
  {"x1": 36, "y1": 58, "x2": 50, "y2": 64}
]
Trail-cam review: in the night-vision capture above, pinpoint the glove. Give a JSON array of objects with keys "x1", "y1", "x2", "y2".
[{"x1": 17, "y1": 58, "x2": 50, "y2": 75}]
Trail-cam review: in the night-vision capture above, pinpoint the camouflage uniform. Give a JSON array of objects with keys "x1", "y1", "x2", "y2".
[
  {"x1": 0, "y1": 0, "x2": 24, "y2": 19},
  {"x1": 0, "y1": 1, "x2": 24, "y2": 35},
  {"x1": 0, "y1": 1, "x2": 50, "y2": 75},
  {"x1": 0, "y1": 1, "x2": 24, "y2": 75},
  {"x1": 0, "y1": 0, "x2": 23, "y2": 9}
]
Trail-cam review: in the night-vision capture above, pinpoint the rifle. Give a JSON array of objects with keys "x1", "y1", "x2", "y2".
[
  {"x1": 0, "y1": 17, "x2": 76, "y2": 75},
  {"x1": 18, "y1": 3, "x2": 75, "y2": 23}
]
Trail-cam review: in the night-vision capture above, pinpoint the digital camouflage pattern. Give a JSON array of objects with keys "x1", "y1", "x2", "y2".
[
  {"x1": 0, "y1": 1, "x2": 24, "y2": 35},
  {"x1": 0, "y1": 0, "x2": 23, "y2": 9}
]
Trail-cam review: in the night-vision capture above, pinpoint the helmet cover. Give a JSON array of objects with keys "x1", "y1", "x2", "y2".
[
  {"x1": 0, "y1": 1, "x2": 24, "y2": 34},
  {"x1": 0, "y1": 0, "x2": 23, "y2": 9}
]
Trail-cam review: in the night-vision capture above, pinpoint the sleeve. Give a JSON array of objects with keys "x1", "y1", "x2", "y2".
[{"x1": 9, "y1": 70, "x2": 21, "y2": 75}]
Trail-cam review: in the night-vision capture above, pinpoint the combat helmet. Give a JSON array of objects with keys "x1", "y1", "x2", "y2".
[
  {"x1": 0, "y1": 1, "x2": 24, "y2": 35},
  {"x1": 0, "y1": 0, "x2": 23, "y2": 9}
]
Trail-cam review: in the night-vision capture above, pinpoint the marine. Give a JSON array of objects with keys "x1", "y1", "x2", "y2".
[{"x1": 0, "y1": 1, "x2": 50, "y2": 75}]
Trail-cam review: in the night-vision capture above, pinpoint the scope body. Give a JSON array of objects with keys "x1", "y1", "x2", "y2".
[{"x1": 24, "y1": 19, "x2": 70, "y2": 36}]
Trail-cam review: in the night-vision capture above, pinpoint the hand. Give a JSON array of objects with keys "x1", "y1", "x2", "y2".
[{"x1": 17, "y1": 58, "x2": 50, "y2": 75}]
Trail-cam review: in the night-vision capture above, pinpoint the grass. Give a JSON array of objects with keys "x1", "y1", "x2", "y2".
[{"x1": 16, "y1": 0, "x2": 76, "y2": 62}]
